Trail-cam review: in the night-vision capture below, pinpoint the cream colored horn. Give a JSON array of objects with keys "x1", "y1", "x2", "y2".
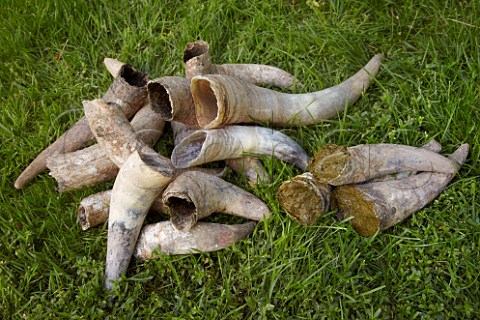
[
  {"x1": 77, "y1": 190, "x2": 167, "y2": 231},
  {"x1": 309, "y1": 143, "x2": 456, "y2": 186},
  {"x1": 184, "y1": 40, "x2": 302, "y2": 88},
  {"x1": 332, "y1": 144, "x2": 469, "y2": 236},
  {"x1": 163, "y1": 171, "x2": 270, "y2": 232},
  {"x1": 171, "y1": 125, "x2": 309, "y2": 170},
  {"x1": 191, "y1": 54, "x2": 383, "y2": 129},
  {"x1": 134, "y1": 221, "x2": 256, "y2": 259},
  {"x1": 14, "y1": 61, "x2": 148, "y2": 189},
  {"x1": 105, "y1": 149, "x2": 174, "y2": 289},
  {"x1": 47, "y1": 101, "x2": 165, "y2": 191}
]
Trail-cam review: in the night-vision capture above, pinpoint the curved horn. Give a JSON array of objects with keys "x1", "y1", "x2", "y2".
[
  {"x1": 105, "y1": 149, "x2": 174, "y2": 289},
  {"x1": 309, "y1": 143, "x2": 456, "y2": 186},
  {"x1": 163, "y1": 171, "x2": 270, "y2": 232},
  {"x1": 134, "y1": 221, "x2": 256, "y2": 259},
  {"x1": 191, "y1": 54, "x2": 383, "y2": 129},
  {"x1": 47, "y1": 102, "x2": 165, "y2": 191},
  {"x1": 332, "y1": 144, "x2": 469, "y2": 236},
  {"x1": 148, "y1": 77, "x2": 198, "y2": 126},
  {"x1": 277, "y1": 172, "x2": 331, "y2": 225},
  {"x1": 14, "y1": 63, "x2": 148, "y2": 189},
  {"x1": 183, "y1": 40, "x2": 302, "y2": 88},
  {"x1": 171, "y1": 125, "x2": 309, "y2": 170},
  {"x1": 76, "y1": 166, "x2": 227, "y2": 231}
]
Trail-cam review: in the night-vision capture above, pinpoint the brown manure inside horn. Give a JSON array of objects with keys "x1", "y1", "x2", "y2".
[
  {"x1": 332, "y1": 186, "x2": 379, "y2": 236},
  {"x1": 191, "y1": 79, "x2": 219, "y2": 128},
  {"x1": 309, "y1": 144, "x2": 350, "y2": 182},
  {"x1": 278, "y1": 179, "x2": 330, "y2": 225},
  {"x1": 149, "y1": 82, "x2": 173, "y2": 121},
  {"x1": 120, "y1": 65, "x2": 147, "y2": 87},
  {"x1": 168, "y1": 197, "x2": 197, "y2": 232}
]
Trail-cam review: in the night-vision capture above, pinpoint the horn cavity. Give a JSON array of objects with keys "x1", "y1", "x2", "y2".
[
  {"x1": 171, "y1": 125, "x2": 309, "y2": 170},
  {"x1": 191, "y1": 54, "x2": 383, "y2": 129},
  {"x1": 163, "y1": 171, "x2": 270, "y2": 232}
]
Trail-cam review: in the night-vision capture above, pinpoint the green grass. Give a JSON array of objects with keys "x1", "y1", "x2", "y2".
[{"x1": 1, "y1": 0, "x2": 479, "y2": 318}]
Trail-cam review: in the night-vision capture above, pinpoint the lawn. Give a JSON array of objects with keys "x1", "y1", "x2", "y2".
[{"x1": 1, "y1": 0, "x2": 479, "y2": 318}]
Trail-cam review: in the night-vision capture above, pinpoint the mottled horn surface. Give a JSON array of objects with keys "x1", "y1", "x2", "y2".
[
  {"x1": 191, "y1": 54, "x2": 383, "y2": 129},
  {"x1": 14, "y1": 63, "x2": 148, "y2": 189},
  {"x1": 163, "y1": 171, "x2": 270, "y2": 232},
  {"x1": 171, "y1": 125, "x2": 309, "y2": 170},
  {"x1": 332, "y1": 144, "x2": 469, "y2": 236},
  {"x1": 47, "y1": 101, "x2": 165, "y2": 192},
  {"x1": 309, "y1": 143, "x2": 456, "y2": 186},
  {"x1": 105, "y1": 149, "x2": 174, "y2": 289},
  {"x1": 134, "y1": 221, "x2": 257, "y2": 259}
]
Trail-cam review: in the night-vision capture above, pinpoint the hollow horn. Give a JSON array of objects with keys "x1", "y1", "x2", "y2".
[
  {"x1": 163, "y1": 171, "x2": 270, "y2": 232},
  {"x1": 134, "y1": 221, "x2": 257, "y2": 259},
  {"x1": 332, "y1": 144, "x2": 469, "y2": 236},
  {"x1": 171, "y1": 125, "x2": 309, "y2": 170},
  {"x1": 191, "y1": 54, "x2": 383, "y2": 129},
  {"x1": 309, "y1": 143, "x2": 456, "y2": 186},
  {"x1": 105, "y1": 149, "x2": 175, "y2": 289},
  {"x1": 14, "y1": 62, "x2": 148, "y2": 189},
  {"x1": 148, "y1": 77, "x2": 198, "y2": 126},
  {"x1": 184, "y1": 40, "x2": 302, "y2": 88}
]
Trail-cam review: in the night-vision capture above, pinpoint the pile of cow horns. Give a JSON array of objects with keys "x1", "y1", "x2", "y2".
[{"x1": 19, "y1": 40, "x2": 465, "y2": 290}]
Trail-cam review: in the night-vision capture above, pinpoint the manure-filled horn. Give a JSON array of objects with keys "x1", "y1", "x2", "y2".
[
  {"x1": 191, "y1": 54, "x2": 383, "y2": 129},
  {"x1": 309, "y1": 143, "x2": 456, "y2": 186},
  {"x1": 105, "y1": 150, "x2": 174, "y2": 289},
  {"x1": 171, "y1": 125, "x2": 309, "y2": 170},
  {"x1": 163, "y1": 171, "x2": 270, "y2": 232},
  {"x1": 332, "y1": 144, "x2": 469, "y2": 236}
]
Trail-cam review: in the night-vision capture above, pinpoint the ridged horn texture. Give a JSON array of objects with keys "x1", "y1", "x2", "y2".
[
  {"x1": 183, "y1": 40, "x2": 302, "y2": 88},
  {"x1": 309, "y1": 143, "x2": 456, "y2": 186},
  {"x1": 163, "y1": 171, "x2": 270, "y2": 232},
  {"x1": 277, "y1": 172, "x2": 331, "y2": 225},
  {"x1": 134, "y1": 221, "x2": 257, "y2": 259},
  {"x1": 105, "y1": 149, "x2": 175, "y2": 289},
  {"x1": 148, "y1": 77, "x2": 198, "y2": 126},
  {"x1": 47, "y1": 102, "x2": 165, "y2": 191},
  {"x1": 14, "y1": 63, "x2": 148, "y2": 189},
  {"x1": 366, "y1": 139, "x2": 442, "y2": 183},
  {"x1": 77, "y1": 190, "x2": 167, "y2": 231},
  {"x1": 171, "y1": 125, "x2": 309, "y2": 170},
  {"x1": 191, "y1": 54, "x2": 383, "y2": 129},
  {"x1": 332, "y1": 144, "x2": 469, "y2": 236},
  {"x1": 183, "y1": 41, "x2": 272, "y2": 186}
]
